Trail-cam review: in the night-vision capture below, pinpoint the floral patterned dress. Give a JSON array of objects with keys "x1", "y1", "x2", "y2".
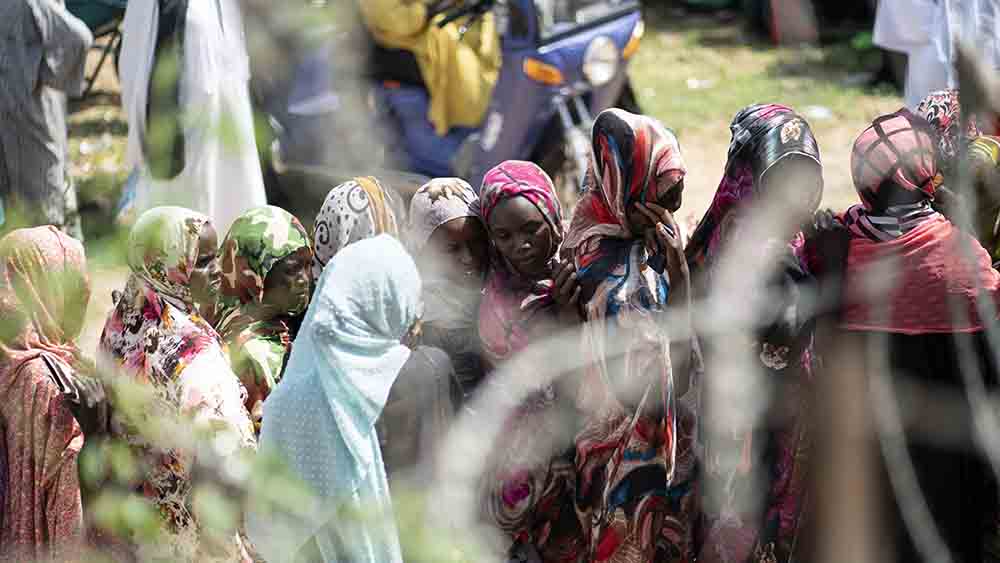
[{"x1": 99, "y1": 207, "x2": 256, "y2": 562}]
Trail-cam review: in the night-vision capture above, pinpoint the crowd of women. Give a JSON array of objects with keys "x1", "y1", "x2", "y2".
[{"x1": 3, "y1": 88, "x2": 1000, "y2": 563}]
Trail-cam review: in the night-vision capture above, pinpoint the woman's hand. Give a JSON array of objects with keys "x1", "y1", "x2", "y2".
[
  {"x1": 636, "y1": 202, "x2": 688, "y2": 281},
  {"x1": 551, "y1": 258, "x2": 582, "y2": 322}
]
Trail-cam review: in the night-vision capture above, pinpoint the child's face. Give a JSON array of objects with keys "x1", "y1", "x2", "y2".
[
  {"x1": 262, "y1": 249, "x2": 312, "y2": 316},
  {"x1": 423, "y1": 216, "x2": 489, "y2": 287},
  {"x1": 488, "y1": 197, "x2": 554, "y2": 279}
]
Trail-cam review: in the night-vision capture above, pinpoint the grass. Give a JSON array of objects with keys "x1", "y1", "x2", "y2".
[
  {"x1": 628, "y1": 3, "x2": 902, "y2": 219},
  {"x1": 68, "y1": 4, "x2": 905, "y2": 346}
]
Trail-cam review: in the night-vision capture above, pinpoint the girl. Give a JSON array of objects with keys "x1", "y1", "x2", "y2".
[
  {"x1": 214, "y1": 206, "x2": 313, "y2": 435},
  {"x1": 406, "y1": 178, "x2": 488, "y2": 403}
]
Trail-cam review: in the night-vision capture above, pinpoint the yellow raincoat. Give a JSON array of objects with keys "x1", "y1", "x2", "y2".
[{"x1": 360, "y1": 0, "x2": 502, "y2": 135}]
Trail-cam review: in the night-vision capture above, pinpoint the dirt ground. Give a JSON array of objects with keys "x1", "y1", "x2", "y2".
[{"x1": 69, "y1": 6, "x2": 904, "y2": 351}]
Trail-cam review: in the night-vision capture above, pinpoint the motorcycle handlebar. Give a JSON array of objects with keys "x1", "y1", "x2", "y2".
[{"x1": 435, "y1": 0, "x2": 496, "y2": 28}]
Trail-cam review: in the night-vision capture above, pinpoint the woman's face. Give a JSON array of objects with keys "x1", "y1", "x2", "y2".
[
  {"x1": 422, "y1": 216, "x2": 489, "y2": 288},
  {"x1": 761, "y1": 157, "x2": 823, "y2": 222},
  {"x1": 189, "y1": 224, "x2": 221, "y2": 307},
  {"x1": 488, "y1": 196, "x2": 555, "y2": 279},
  {"x1": 626, "y1": 177, "x2": 685, "y2": 233},
  {"x1": 262, "y1": 249, "x2": 313, "y2": 316}
]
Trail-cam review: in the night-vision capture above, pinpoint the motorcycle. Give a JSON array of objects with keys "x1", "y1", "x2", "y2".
[{"x1": 262, "y1": 0, "x2": 644, "y2": 212}]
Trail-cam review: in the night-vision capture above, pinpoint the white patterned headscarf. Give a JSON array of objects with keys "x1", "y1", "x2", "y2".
[
  {"x1": 311, "y1": 177, "x2": 399, "y2": 279},
  {"x1": 406, "y1": 178, "x2": 478, "y2": 251}
]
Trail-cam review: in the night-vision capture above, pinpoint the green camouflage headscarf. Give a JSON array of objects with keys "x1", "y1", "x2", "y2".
[{"x1": 215, "y1": 206, "x2": 312, "y2": 433}]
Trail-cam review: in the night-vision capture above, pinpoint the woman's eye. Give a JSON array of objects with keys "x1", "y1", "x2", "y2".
[
  {"x1": 495, "y1": 232, "x2": 510, "y2": 240},
  {"x1": 196, "y1": 256, "x2": 214, "y2": 268}
]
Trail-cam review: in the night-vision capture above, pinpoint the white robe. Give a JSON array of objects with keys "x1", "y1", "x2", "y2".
[
  {"x1": 120, "y1": 0, "x2": 266, "y2": 235},
  {"x1": 875, "y1": 0, "x2": 1000, "y2": 108}
]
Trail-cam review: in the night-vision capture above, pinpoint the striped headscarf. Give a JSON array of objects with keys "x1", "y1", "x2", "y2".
[{"x1": 842, "y1": 109, "x2": 943, "y2": 241}]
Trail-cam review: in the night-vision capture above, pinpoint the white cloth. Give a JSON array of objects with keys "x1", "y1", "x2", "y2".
[
  {"x1": 249, "y1": 235, "x2": 421, "y2": 563},
  {"x1": 120, "y1": 0, "x2": 266, "y2": 234},
  {"x1": 875, "y1": 0, "x2": 1000, "y2": 108},
  {"x1": 933, "y1": 0, "x2": 1000, "y2": 88},
  {"x1": 874, "y1": 0, "x2": 950, "y2": 108}
]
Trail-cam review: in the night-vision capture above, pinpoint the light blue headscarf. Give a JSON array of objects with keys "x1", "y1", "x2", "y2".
[{"x1": 250, "y1": 234, "x2": 422, "y2": 563}]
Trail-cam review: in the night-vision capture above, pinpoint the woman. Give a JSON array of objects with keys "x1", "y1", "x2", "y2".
[
  {"x1": 214, "y1": 206, "x2": 313, "y2": 435},
  {"x1": 99, "y1": 207, "x2": 256, "y2": 562},
  {"x1": 118, "y1": 0, "x2": 267, "y2": 233},
  {"x1": 406, "y1": 177, "x2": 489, "y2": 403},
  {"x1": 0, "y1": 227, "x2": 96, "y2": 560},
  {"x1": 476, "y1": 160, "x2": 580, "y2": 367},
  {"x1": 472, "y1": 161, "x2": 586, "y2": 560},
  {"x1": 838, "y1": 109, "x2": 1000, "y2": 562},
  {"x1": 312, "y1": 176, "x2": 401, "y2": 279},
  {"x1": 561, "y1": 109, "x2": 697, "y2": 562},
  {"x1": 686, "y1": 104, "x2": 824, "y2": 563},
  {"x1": 251, "y1": 235, "x2": 420, "y2": 563}
]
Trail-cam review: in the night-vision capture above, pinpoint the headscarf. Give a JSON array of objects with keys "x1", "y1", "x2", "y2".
[
  {"x1": 407, "y1": 177, "x2": 478, "y2": 252},
  {"x1": 563, "y1": 108, "x2": 687, "y2": 252},
  {"x1": 407, "y1": 178, "x2": 482, "y2": 329},
  {"x1": 686, "y1": 104, "x2": 823, "y2": 273},
  {"x1": 566, "y1": 109, "x2": 686, "y2": 320},
  {"x1": 312, "y1": 177, "x2": 400, "y2": 279},
  {"x1": 215, "y1": 206, "x2": 313, "y2": 432},
  {"x1": 841, "y1": 112, "x2": 1000, "y2": 334},
  {"x1": 254, "y1": 235, "x2": 419, "y2": 561},
  {"x1": 474, "y1": 161, "x2": 563, "y2": 362},
  {"x1": 842, "y1": 109, "x2": 943, "y2": 241},
  {"x1": 0, "y1": 227, "x2": 89, "y2": 370},
  {"x1": 915, "y1": 89, "x2": 982, "y2": 173},
  {"x1": 100, "y1": 206, "x2": 219, "y2": 386}
]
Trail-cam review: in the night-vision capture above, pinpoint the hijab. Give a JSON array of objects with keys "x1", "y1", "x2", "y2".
[
  {"x1": 100, "y1": 206, "x2": 218, "y2": 381},
  {"x1": 312, "y1": 177, "x2": 400, "y2": 279},
  {"x1": 563, "y1": 108, "x2": 687, "y2": 251},
  {"x1": 565, "y1": 109, "x2": 686, "y2": 321},
  {"x1": 841, "y1": 110, "x2": 1000, "y2": 333},
  {"x1": 407, "y1": 177, "x2": 482, "y2": 329},
  {"x1": 686, "y1": 104, "x2": 823, "y2": 274},
  {"x1": 915, "y1": 89, "x2": 982, "y2": 174},
  {"x1": 0, "y1": 227, "x2": 89, "y2": 372},
  {"x1": 474, "y1": 161, "x2": 564, "y2": 363},
  {"x1": 254, "y1": 235, "x2": 420, "y2": 561}
]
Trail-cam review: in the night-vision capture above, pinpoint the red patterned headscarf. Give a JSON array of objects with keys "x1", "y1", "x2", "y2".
[
  {"x1": 564, "y1": 109, "x2": 686, "y2": 253},
  {"x1": 475, "y1": 161, "x2": 563, "y2": 363},
  {"x1": 916, "y1": 89, "x2": 982, "y2": 172}
]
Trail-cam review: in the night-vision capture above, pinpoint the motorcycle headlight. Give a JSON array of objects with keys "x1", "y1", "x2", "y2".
[{"x1": 582, "y1": 36, "x2": 619, "y2": 87}]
